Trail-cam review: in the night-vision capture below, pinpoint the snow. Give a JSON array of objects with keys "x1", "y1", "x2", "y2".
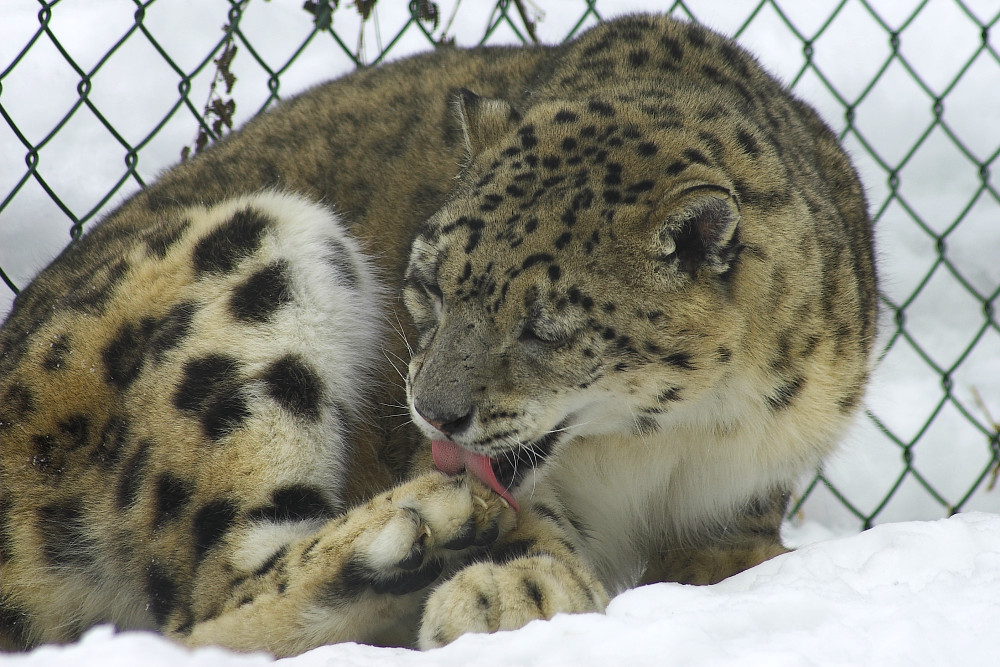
[
  {"x1": 7, "y1": 513, "x2": 1000, "y2": 666},
  {"x1": 3, "y1": 0, "x2": 1000, "y2": 664}
]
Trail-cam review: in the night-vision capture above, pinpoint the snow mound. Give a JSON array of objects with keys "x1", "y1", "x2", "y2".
[{"x1": 8, "y1": 512, "x2": 999, "y2": 666}]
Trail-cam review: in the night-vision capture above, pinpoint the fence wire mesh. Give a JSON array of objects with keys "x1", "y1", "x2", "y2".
[{"x1": 2, "y1": 0, "x2": 998, "y2": 532}]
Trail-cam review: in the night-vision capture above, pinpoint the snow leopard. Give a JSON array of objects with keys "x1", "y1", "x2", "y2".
[{"x1": 0, "y1": 13, "x2": 876, "y2": 656}]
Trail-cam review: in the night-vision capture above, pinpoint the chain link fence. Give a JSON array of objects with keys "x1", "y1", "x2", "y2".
[{"x1": 2, "y1": 0, "x2": 998, "y2": 533}]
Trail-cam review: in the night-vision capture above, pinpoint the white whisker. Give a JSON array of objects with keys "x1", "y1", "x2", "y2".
[
  {"x1": 381, "y1": 349, "x2": 406, "y2": 382},
  {"x1": 391, "y1": 418, "x2": 415, "y2": 433},
  {"x1": 384, "y1": 309, "x2": 415, "y2": 357}
]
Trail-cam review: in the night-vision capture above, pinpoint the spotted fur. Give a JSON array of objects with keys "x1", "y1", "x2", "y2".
[{"x1": 0, "y1": 14, "x2": 875, "y2": 656}]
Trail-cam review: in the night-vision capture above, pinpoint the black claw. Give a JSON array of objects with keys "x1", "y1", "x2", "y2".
[{"x1": 442, "y1": 517, "x2": 477, "y2": 550}]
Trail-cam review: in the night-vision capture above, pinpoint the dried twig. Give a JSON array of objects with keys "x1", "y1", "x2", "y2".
[
  {"x1": 971, "y1": 386, "x2": 1000, "y2": 490},
  {"x1": 181, "y1": 23, "x2": 239, "y2": 160},
  {"x1": 435, "y1": 0, "x2": 459, "y2": 44},
  {"x1": 413, "y1": 0, "x2": 441, "y2": 31},
  {"x1": 303, "y1": 0, "x2": 336, "y2": 30},
  {"x1": 513, "y1": 0, "x2": 541, "y2": 43}
]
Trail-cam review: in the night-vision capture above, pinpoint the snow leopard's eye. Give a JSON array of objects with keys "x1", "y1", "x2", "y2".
[
  {"x1": 417, "y1": 277, "x2": 443, "y2": 311},
  {"x1": 402, "y1": 272, "x2": 443, "y2": 342},
  {"x1": 519, "y1": 317, "x2": 571, "y2": 348}
]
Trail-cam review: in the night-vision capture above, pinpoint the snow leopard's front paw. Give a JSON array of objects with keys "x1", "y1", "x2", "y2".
[
  {"x1": 418, "y1": 553, "x2": 609, "y2": 648},
  {"x1": 334, "y1": 471, "x2": 514, "y2": 597}
]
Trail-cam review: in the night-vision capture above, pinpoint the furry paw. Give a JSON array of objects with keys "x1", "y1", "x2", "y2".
[
  {"x1": 418, "y1": 554, "x2": 609, "y2": 647},
  {"x1": 331, "y1": 471, "x2": 513, "y2": 597}
]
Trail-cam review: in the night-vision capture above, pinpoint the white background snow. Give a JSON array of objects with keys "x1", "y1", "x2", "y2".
[{"x1": 2, "y1": 0, "x2": 999, "y2": 664}]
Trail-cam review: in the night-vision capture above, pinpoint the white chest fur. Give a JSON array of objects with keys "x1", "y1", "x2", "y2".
[{"x1": 523, "y1": 387, "x2": 842, "y2": 593}]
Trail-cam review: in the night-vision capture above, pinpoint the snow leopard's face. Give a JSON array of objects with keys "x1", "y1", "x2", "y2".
[{"x1": 404, "y1": 97, "x2": 746, "y2": 495}]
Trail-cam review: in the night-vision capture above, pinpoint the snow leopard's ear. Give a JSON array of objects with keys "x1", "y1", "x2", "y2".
[
  {"x1": 455, "y1": 88, "x2": 522, "y2": 158},
  {"x1": 653, "y1": 186, "x2": 743, "y2": 279}
]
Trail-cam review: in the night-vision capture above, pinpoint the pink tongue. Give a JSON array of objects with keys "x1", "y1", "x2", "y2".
[{"x1": 432, "y1": 440, "x2": 519, "y2": 512}]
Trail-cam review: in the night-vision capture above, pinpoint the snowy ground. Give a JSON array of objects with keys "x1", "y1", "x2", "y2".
[
  {"x1": 2, "y1": 0, "x2": 1000, "y2": 664},
  {"x1": 8, "y1": 513, "x2": 1000, "y2": 666}
]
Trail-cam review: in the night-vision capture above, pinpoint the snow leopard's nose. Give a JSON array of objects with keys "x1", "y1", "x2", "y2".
[
  {"x1": 415, "y1": 402, "x2": 474, "y2": 438},
  {"x1": 410, "y1": 316, "x2": 486, "y2": 439}
]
